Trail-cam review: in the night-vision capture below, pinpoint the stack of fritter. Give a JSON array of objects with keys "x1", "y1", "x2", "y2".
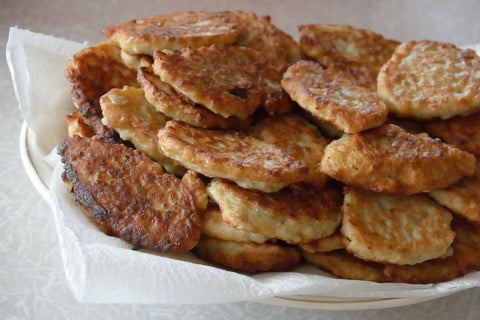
[{"x1": 59, "y1": 11, "x2": 480, "y2": 282}]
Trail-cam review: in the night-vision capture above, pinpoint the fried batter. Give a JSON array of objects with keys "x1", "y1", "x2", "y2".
[
  {"x1": 64, "y1": 41, "x2": 139, "y2": 142},
  {"x1": 377, "y1": 40, "x2": 480, "y2": 120},
  {"x1": 64, "y1": 111, "x2": 95, "y2": 138},
  {"x1": 137, "y1": 63, "x2": 253, "y2": 130},
  {"x1": 320, "y1": 124, "x2": 476, "y2": 194},
  {"x1": 58, "y1": 136, "x2": 201, "y2": 252},
  {"x1": 299, "y1": 24, "x2": 399, "y2": 90},
  {"x1": 429, "y1": 163, "x2": 480, "y2": 222},
  {"x1": 193, "y1": 235, "x2": 301, "y2": 273},
  {"x1": 249, "y1": 113, "x2": 329, "y2": 189},
  {"x1": 383, "y1": 217, "x2": 480, "y2": 283},
  {"x1": 201, "y1": 205, "x2": 271, "y2": 244},
  {"x1": 99, "y1": 86, "x2": 185, "y2": 175},
  {"x1": 157, "y1": 120, "x2": 309, "y2": 192},
  {"x1": 298, "y1": 231, "x2": 345, "y2": 253},
  {"x1": 207, "y1": 179, "x2": 342, "y2": 243},
  {"x1": 342, "y1": 187, "x2": 455, "y2": 265},
  {"x1": 102, "y1": 11, "x2": 238, "y2": 55},
  {"x1": 153, "y1": 44, "x2": 269, "y2": 120},
  {"x1": 282, "y1": 60, "x2": 388, "y2": 133},
  {"x1": 424, "y1": 112, "x2": 480, "y2": 156}
]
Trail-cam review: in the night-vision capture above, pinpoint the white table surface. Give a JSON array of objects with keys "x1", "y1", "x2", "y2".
[{"x1": 2, "y1": 0, "x2": 480, "y2": 319}]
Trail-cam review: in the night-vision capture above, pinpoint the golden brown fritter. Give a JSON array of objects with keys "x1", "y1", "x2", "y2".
[
  {"x1": 377, "y1": 40, "x2": 480, "y2": 120},
  {"x1": 282, "y1": 60, "x2": 388, "y2": 133},
  {"x1": 342, "y1": 187, "x2": 455, "y2": 265},
  {"x1": 298, "y1": 231, "x2": 345, "y2": 253},
  {"x1": 193, "y1": 235, "x2": 301, "y2": 273},
  {"x1": 299, "y1": 24, "x2": 399, "y2": 90},
  {"x1": 320, "y1": 124, "x2": 476, "y2": 194},
  {"x1": 424, "y1": 112, "x2": 480, "y2": 156},
  {"x1": 58, "y1": 135, "x2": 201, "y2": 252},
  {"x1": 137, "y1": 62, "x2": 253, "y2": 130},
  {"x1": 64, "y1": 41, "x2": 139, "y2": 142},
  {"x1": 99, "y1": 86, "x2": 185, "y2": 175},
  {"x1": 157, "y1": 120, "x2": 309, "y2": 192},
  {"x1": 152, "y1": 44, "x2": 269, "y2": 120},
  {"x1": 200, "y1": 205, "x2": 271, "y2": 244},
  {"x1": 64, "y1": 111, "x2": 95, "y2": 138},
  {"x1": 102, "y1": 11, "x2": 239, "y2": 55},
  {"x1": 207, "y1": 179, "x2": 343, "y2": 244},
  {"x1": 249, "y1": 113, "x2": 330, "y2": 189}
]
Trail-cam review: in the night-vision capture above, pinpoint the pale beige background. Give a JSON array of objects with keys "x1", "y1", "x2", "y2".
[{"x1": 1, "y1": 0, "x2": 480, "y2": 319}]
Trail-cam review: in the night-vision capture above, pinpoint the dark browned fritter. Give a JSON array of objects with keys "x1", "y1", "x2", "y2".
[{"x1": 58, "y1": 135, "x2": 201, "y2": 252}]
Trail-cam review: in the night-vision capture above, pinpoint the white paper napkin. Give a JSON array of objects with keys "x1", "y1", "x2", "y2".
[{"x1": 7, "y1": 27, "x2": 480, "y2": 304}]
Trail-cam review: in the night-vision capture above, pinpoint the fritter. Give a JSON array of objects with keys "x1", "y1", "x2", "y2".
[
  {"x1": 320, "y1": 123, "x2": 476, "y2": 194},
  {"x1": 157, "y1": 120, "x2": 309, "y2": 192},
  {"x1": 64, "y1": 111, "x2": 95, "y2": 138},
  {"x1": 429, "y1": 163, "x2": 480, "y2": 222},
  {"x1": 193, "y1": 235, "x2": 301, "y2": 273},
  {"x1": 377, "y1": 40, "x2": 480, "y2": 120},
  {"x1": 100, "y1": 86, "x2": 185, "y2": 175},
  {"x1": 137, "y1": 62, "x2": 253, "y2": 130},
  {"x1": 299, "y1": 24, "x2": 399, "y2": 90},
  {"x1": 207, "y1": 179, "x2": 342, "y2": 243},
  {"x1": 298, "y1": 231, "x2": 345, "y2": 253},
  {"x1": 249, "y1": 113, "x2": 330, "y2": 189},
  {"x1": 341, "y1": 186, "x2": 455, "y2": 265},
  {"x1": 152, "y1": 44, "x2": 269, "y2": 120},
  {"x1": 282, "y1": 60, "x2": 388, "y2": 133},
  {"x1": 424, "y1": 112, "x2": 480, "y2": 156},
  {"x1": 58, "y1": 135, "x2": 201, "y2": 252},
  {"x1": 64, "y1": 41, "x2": 139, "y2": 142},
  {"x1": 102, "y1": 11, "x2": 238, "y2": 55},
  {"x1": 201, "y1": 205, "x2": 271, "y2": 244}
]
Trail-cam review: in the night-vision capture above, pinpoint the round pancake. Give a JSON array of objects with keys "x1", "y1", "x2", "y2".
[
  {"x1": 102, "y1": 11, "x2": 238, "y2": 55},
  {"x1": 157, "y1": 120, "x2": 309, "y2": 192},
  {"x1": 298, "y1": 231, "x2": 345, "y2": 253},
  {"x1": 429, "y1": 164, "x2": 480, "y2": 222},
  {"x1": 99, "y1": 86, "x2": 185, "y2": 175},
  {"x1": 320, "y1": 123, "x2": 476, "y2": 194},
  {"x1": 64, "y1": 41, "x2": 139, "y2": 142},
  {"x1": 207, "y1": 179, "x2": 343, "y2": 244},
  {"x1": 201, "y1": 205, "x2": 271, "y2": 244},
  {"x1": 377, "y1": 40, "x2": 480, "y2": 120},
  {"x1": 153, "y1": 44, "x2": 268, "y2": 120},
  {"x1": 137, "y1": 63, "x2": 253, "y2": 130},
  {"x1": 58, "y1": 135, "x2": 201, "y2": 252},
  {"x1": 341, "y1": 186, "x2": 455, "y2": 265},
  {"x1": 249, "y1": 113, "x2": 330, "y2": 189},
  {"x1": 424, "y1": 112, "x2": 480, "y2": 156},
  {"x1": 299, "y1": 24, "x2": 399, "y2": 90},
  {"x1": 282, "y1": 60, "x2": 388, "y2": 133},
  {"x1": 193, "y1": 235, "x2": 301, "y2": 273}
]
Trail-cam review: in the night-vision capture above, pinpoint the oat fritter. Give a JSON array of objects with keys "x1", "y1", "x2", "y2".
[
  {"x1": 377, "y1": 40, "x2": 480, "y2": 120},
  {"x1": 299, "y1": 24, "x2": 399, "y2": 91},
  {"x1": 58, "y1": 136, "x2": 201, "y2": 252},
  {"x1": 207, "y1": 179, "x2": 342, "y2": 244},
  {"x1": 249, "y1": 113, "x2": 329, "y2": 189},
  {"x1": 341, "y1": 187, "x2": 455, "y2": 265},
  {"x1": 102, "y1": 11, "x2": 238, "y2": 55},
  {"x1": 157, "y1": 120, "x2": 309, "y2": 192},
  {"x1": 64, "y1": 41, "x2": 139, "y2": 142},
  {"x1": 320, "y1": 124, "x2": 476, "y2": 194},
  {"x1": 99, "y1": 86, "x2": 185, "y2": 175},
  {"x1": 137, "y1": 62, "x2": 253, "y2": 130},
  {"x1": 282, "y1": 60, "x2": 388, "y2": 133},
  {"x1": 201, "y1": 205, "x2": 271, "y2": 244},
  {"x1": 193, "y1": 235, "x2": 301, "y2": 273},
  {"x1": 153, "y1": 44, "x2": 270, "y2": 120},
  {"x1": 424, "y1": 112, "x2": 480, "y2": 156}
]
